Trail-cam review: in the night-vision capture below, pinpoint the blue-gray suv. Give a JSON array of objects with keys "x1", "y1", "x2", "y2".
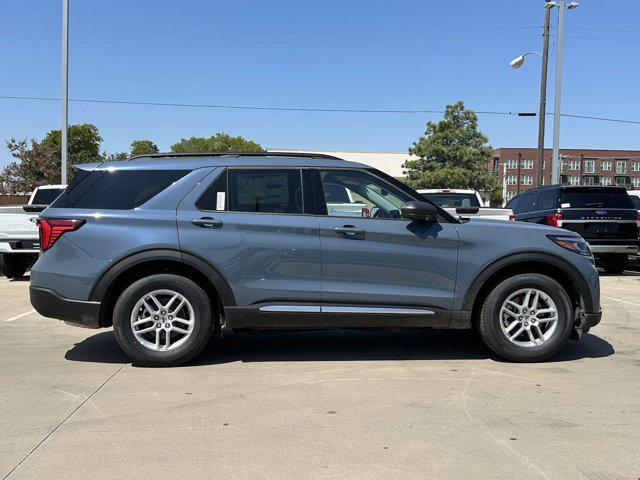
[{"x1": 30, "y1": 152, "x2": 601, "y2": 366}]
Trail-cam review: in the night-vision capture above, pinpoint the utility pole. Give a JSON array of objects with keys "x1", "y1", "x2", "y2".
[
  {"x1": 517, "y1": 153, "x2": 522, "y2": 194},
  {"x1": 536, "y1": 5, "x2": 551, "y2": 187},
  {"x1": 61, "y1": 0, "x2": 69, "y2": 184},
  {"x1": 551, "y1": 1, "x2": 569, "y2": 185}
]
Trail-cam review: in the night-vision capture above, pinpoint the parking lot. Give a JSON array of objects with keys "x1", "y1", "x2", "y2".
[{"x1": 0, "y1": 273, "x2": 639, "y2": 480}]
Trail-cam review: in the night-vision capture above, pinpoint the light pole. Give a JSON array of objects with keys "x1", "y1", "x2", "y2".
[
  {"x1": 510, "y1": 1, "x2": 578, "y2": 186},
  {"x1": 61, "y1": 0, "x2": 69, "y2": 185}
]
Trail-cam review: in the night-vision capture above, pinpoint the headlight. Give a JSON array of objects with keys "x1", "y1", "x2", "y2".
[{"x1": 547, "y1": 235, "x2": 592, "y2": 257}]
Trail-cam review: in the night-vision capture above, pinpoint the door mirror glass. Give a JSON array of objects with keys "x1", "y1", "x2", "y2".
[{"x1": 401, "y1": 201, "x2": 438, "y2": 222}]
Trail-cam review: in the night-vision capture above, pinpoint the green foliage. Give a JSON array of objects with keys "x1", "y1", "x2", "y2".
[
  {"x1": 490, "y1": 187, "x2": 504, "y2": 207},
  {"x1": 130, "y1": 139, "x2": 159, "y2": 156},
  {"x1": 171, "y1": 132, "x2": 264, "y2": 153},
  {"x1": 403, "y1": 101, "x2": 498, "y2": 192},
  {"x1": 0, "y1": 123, "x2": 103, "y2": 193}
]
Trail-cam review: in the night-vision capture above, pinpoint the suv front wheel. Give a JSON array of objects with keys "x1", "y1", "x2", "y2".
[
  {"x1": 113, "y1": 274, "x2": 214, "y2": 366},
  {"x1": 478, "y1": 274, "x2": 573, "y2": 362}
]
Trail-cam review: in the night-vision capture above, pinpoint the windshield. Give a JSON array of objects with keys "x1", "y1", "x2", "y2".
[
  {"x1": 31, "y1": 188, "x2": 65, "y2": 205},
  {"x1": 559, "y1": 189, "x2": 634, "y2": 209},
  {"x1": 420, "y1": 193, "x2": 481, "y2": 208}
]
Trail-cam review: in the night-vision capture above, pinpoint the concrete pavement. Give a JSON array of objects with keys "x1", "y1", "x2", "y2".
[{"x1": 1, "y1": 273, "x2": 639, "y2": 479}]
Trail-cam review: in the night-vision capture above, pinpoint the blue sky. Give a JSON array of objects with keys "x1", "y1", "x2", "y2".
[{"x1": 1, "y1": 0, "x2": 640, "y2": 167}]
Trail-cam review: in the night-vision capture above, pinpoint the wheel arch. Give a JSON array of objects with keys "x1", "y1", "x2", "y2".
[
  {"x1": 90, "y1": 248, "x2": 235, "y2": 327},
  {"x1": 464, "y1": 252, "x2": 592, "y2": 326}
]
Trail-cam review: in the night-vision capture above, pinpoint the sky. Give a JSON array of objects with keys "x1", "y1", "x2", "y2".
[{"x1": 1, "y1": 0, "x2": 640, "y2": 168}]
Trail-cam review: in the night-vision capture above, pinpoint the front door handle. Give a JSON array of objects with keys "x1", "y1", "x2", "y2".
[
  {"x1": 191, "y1": 217, "x2": 223, "y2": 228},
  {"x1": 333, "y1": 225, "x2": 365, "y2": 238}
]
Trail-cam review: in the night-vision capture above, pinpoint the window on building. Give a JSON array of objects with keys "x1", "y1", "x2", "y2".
[
  {"x1": 601, "y1": 177, "x2": 612, "y2": 186},
  {"x1": 492, "y1": 157, "x2": 499, "y2": 172},
  {"x1": 506, "y1": 175, "x2": 517, "y2": 185},
  {"x1": 521, "y1": 159, "x2": 533, "y2": 169},
  {"x1": 568, "y1": 176, "x2": 580, "y2": 186},
  {"x1": 583, "y1": 176, "x2": 595, "y2": 186},
  {"x1": 584, "y1": 159, "x2": 596, "y2": 174},
  {"x1": 505, "y1": 191, "x2": 515, "y2": 201},
  {"x1": 505, "y1": 159, "x2": 517, "y2": 169},
  {"x1": 600, "y1": 160, "x2": 612, "y2": 171},
  {"x1": 632, "y1": 178, "x2": 640, "y2": 188},
  {"x1": 631, "y1": 161, "x2": 640, "y2": 172},
  {"x1": 568, "y1": 160, "x2": 581, "y2": 170},
  {"x1": 616, "y1": 160, "x2": 628, "y2": 174},
  {"x1": 615, "y1": 176, "x2": 627, "y2": 187},
  {"x1": 521, "y1": 175, "x2": 533, "y2": 186}
]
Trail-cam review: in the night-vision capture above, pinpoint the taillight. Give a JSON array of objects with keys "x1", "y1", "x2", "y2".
[
  {"x1": 508, "y1": 214, "x2": 515, "y2": 221},
  {"x1": 37, "y1": 219, "x2": 85, "y2": 252},
  {"x1": 546, "y1": 212, "x2": 563, "y2": 228},
  {"x1": 636, "y1": 212, "x2": 640, "y2": 235}
]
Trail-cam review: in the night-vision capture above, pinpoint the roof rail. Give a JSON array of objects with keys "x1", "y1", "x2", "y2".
[{"x1": 126, "y1": 151, "x2": 346, "y2": 162}]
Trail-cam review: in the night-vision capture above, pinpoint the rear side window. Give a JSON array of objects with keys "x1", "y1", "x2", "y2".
[
  {"x1": 631, "y1": 195, "x2": 640, "y2": 209},
  {"x1": 539, "y1": 190, "x2": 558, "y2": 210},
  {"x1": 52, "y1": 170, "x2": 188, "y2": 209},
  {"x1": 518, "y1": 194, "x2": 533, "y2": 213},
  {"x1": 197, "y1": 170, "x2": 227, "y2": 211},
  {"x1": 559, "y1": 188, "x2": 634, "y2": 209},
  {"x1": 228, "y1": 169, "x2": 303, "y2": 214}
]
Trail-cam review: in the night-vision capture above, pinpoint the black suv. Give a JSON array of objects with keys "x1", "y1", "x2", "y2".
[{"x1": 507, "y1": 185, "x2": 640, "y2": 274}]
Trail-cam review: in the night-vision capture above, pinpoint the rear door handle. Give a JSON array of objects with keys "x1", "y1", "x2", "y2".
[
  {"x1": 191, "y1": 217, "x2": 223, "y2": 228},
  {"x1": 333, "y1": 225, "x2": 365, "y2": 238}
]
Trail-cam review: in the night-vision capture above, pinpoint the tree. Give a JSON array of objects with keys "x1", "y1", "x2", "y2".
[
  {"x1": 0, "y1": 123, "x2": 103, "y2": 193},
  {"x1": 171, "y1": 132, "x2": 264, "y2": 153},
  {"x1": 130, "y1": 139, "x2": 159, "y2": 156},
  {"x1": 403, "y1": 101, "x2": 498, "y2": 193}
]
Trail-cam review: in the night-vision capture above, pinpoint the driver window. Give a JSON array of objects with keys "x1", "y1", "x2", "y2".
[{"x1": 318, "y1": 169, "x2": 413, "y2": 219}]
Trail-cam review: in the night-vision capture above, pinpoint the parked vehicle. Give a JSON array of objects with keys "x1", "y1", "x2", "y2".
[
  {"x1": 507, "y1": 185, "x2": 640, "y2": 274},
  {"x1": 626, "y1": 190, "x2": 640, "y2": 269},
  {"x1": 418, "y1": 188, "x2": 513, "y2": 221},
  {"x1": 30, "y1": 153, "x2": 601, "y2": 366},
  {"x1": 0, "y1": 185, "x2": 66, "y2": 278}
]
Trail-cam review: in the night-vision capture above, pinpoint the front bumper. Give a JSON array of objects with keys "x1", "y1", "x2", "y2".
[
  {"x1": 589, "y1": 245, "x2": 638, "y2": 254},
  {"x1": 30, "y1": 286, "x2": 101, "y2": 328}
]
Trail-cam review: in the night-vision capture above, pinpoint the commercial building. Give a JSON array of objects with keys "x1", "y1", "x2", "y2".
[
  {"x1": 491, "y1": 148, "x2": 640, "y2": 202},
  {"x1": 268, "y1": 149, "x2": 415, "y2": 178}
]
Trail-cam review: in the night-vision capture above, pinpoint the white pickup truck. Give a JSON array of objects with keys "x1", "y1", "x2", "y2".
[
  {"x1": 418, "y1": 188, "x2": 513, "y2": 221},
  {"x1": 0, "y1": 185, "x2": 66, "y2": 278}
]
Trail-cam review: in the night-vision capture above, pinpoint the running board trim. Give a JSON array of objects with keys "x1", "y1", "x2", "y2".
[{"x1": 258, "y1": 305, "x2": 434, "y2": 315}]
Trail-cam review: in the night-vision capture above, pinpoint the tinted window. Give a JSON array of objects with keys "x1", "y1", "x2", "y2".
[
  {"x1": 422, "y1": 193, "x2": 481, "y2": 208},
  {"x1": 559, "y1": 188, "x2": 634, "y2": 209},
  {"x1": 228, "y1": 169, "x2": 303, "y2": 214},
  {"x1": 197, "y1": 170, "x2": 227, "y2": 211},
  {"x1": 31, "y1": 188, "x2": 66, "y2": 205},
  {"x1": 319, "y1": 169, "x2": 414, "y2": 219},
  {"x1": 518, "y1": 194, "x2": 533, "y2": 213},
  {"x1": 630, "y1": 195, "x2": 640, "y2": 209},
  {"x1": 52, "y1": 170, "x2": 188, "y2": 209},
  {"x1": 539, "y1": 189, "x2": 558, "y2": 210}
]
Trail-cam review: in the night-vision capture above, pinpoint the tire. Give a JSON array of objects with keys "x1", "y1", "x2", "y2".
[
  {"x1": 601, "y1": 255, "x2": 627, "y2": 275},
  {"x1": 0, "y1": 254, "x2": 30, "y2": 279},
  {"x1": 478, "y1": 274, "x2": 573, "y2": 362},
  {"x1": 113, "y1": 274, "x2": 214, "y2": 367}
]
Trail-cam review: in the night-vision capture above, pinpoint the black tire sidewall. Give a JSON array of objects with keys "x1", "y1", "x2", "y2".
[
  {"x1": 480, "y1": 274, "x2": 573, "y2": 362},
  {"x1": 113, "y1": 274, "x2": 213, "y2": 366}
]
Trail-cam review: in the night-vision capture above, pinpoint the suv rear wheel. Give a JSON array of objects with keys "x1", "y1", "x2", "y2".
[
  {"x1": 0, "y1": 254, "x2": 31, "y2": 279},
  {"x1": 113, "y1": 274, "x2": 214, "y2": 367},
  {"x1": 478, "y1": 274, "x2": 573, "y2": 362}
]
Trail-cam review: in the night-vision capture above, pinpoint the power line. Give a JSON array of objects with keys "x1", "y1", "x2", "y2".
[{"x1": 1, "y1": 95, "x2": 639, "y2": 125}]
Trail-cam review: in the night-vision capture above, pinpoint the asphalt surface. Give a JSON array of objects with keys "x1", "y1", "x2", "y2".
[{"x1": 1, "y1": 273, "x2": 639, "y2": 479}]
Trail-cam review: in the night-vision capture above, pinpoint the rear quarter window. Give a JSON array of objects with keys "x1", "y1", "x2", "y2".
[{"x1": 51, "y1": 169, "x2": 189, "y2": 210}]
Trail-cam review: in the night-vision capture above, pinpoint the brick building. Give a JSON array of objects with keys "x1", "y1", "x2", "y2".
[{"x1": 490, "y1": 148, "x2": 640, "y2": 202}]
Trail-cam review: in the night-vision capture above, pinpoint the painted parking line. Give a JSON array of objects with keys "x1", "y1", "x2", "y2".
[
  {"x1": 602, "y1": 296, "x2": 640, "y2": 308},
  {"x1": 3, "y1": 309, "x2": 36, "y2": 322}
]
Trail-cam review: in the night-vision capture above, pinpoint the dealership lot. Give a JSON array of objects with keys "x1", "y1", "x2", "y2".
[{"x1": 1, "y1": 273, "x2": 639, "y2": 480}]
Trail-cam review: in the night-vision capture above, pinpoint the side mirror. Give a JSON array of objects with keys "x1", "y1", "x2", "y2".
[
  {"x1": 401, "y1": 201, "x2": 438, "y2": 222},
  {"x1": 455, "y1": 207, "x2": 480, "y2": 215}
]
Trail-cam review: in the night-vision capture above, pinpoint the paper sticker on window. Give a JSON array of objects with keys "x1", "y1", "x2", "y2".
[
  {"x1": 216, "y1": 192, "x2": 226, "y2": 211},
  {"x1": 561, "y1": 202, "x2": 570, "y2": 208}
]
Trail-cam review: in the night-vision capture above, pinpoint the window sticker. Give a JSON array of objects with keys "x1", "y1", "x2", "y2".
[
  {"x1": 561, "y1": 202, "x2": 571, "y2": 208},
  {"x1": 216, "y1": 192, "x2": 226, "y2": 211}
]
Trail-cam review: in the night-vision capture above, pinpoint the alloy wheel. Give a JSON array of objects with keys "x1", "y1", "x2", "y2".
[{"x1": 499, "y1": 288, "x2": 558, "y2": 348}]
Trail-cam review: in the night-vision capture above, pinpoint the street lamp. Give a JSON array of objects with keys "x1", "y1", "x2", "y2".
[{"x1": 509, "y1": 1, "x2": 578, "y2": 187}]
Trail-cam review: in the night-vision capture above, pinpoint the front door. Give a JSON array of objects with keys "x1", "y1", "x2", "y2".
[
  {"x1": 312, "y1": 168, "x2": 459, "y2": 327},
  {"x1": 176, "y1": 167, "x2": 322, "y2": 328}
]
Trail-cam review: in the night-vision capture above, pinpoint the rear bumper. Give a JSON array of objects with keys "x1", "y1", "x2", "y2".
[
  {"x1": 589, "y1": 245, "x2": 638, "y2": 254},
  {"x1": 30, "y1": 286, "x2": 101, "y2": 328}
]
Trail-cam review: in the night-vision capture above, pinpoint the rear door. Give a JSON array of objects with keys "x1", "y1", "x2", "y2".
[
  {"x1": 312, "y1": 168, "x2": 459, "y2": 327},
  {"x1": 176, "y1": 167, "x2": 322, "y2": 327}
]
